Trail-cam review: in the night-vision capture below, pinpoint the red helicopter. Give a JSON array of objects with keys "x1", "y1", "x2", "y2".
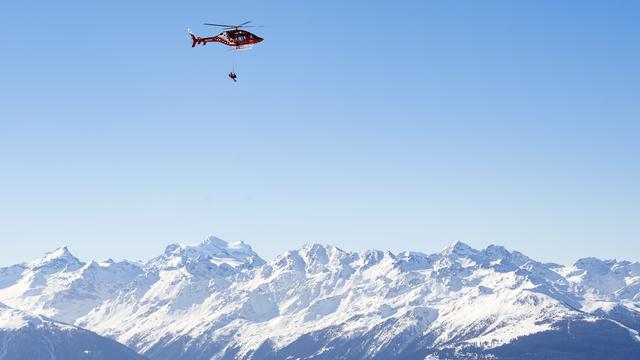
[{"x1": 188, "y1": 21, "x2": 264, "y2": 50}]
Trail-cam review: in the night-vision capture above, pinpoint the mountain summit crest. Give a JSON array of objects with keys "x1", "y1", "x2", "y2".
[{"x1": 28, "y1": 245, "x2": 83, "y2": 271}]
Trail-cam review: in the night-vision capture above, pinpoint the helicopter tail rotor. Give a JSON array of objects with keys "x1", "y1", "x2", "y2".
[{"x1": 187, "y1": 28, "x2": 198, "y2": 47}]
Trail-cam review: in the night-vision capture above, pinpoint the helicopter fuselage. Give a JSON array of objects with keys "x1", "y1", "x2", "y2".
[{"x1": 190, "y1": 29, "x2": 263, "y2": 48}]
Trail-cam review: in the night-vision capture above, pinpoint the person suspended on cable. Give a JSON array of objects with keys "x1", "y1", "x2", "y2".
[{"x1": 228, "y1": 71, "x2": 237, "y2": 82}]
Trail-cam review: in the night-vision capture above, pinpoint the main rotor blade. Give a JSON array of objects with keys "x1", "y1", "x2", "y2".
[
  {"x1": 203, "y1": 23, "x2": 235, "y2": 28},
  {"x1": 203, "y1": 21, "x2": 261, "y2": 29}
]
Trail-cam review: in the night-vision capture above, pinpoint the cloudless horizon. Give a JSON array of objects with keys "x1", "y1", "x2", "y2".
[{"x1": 1, "y1": 0, "x2": 639, "y2": 266}]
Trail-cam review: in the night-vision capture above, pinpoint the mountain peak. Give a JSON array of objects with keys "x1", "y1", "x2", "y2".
[
  {"x1": 299, "y1": 243, "x2": 349, "y2": 267},
  {"x1": 201, "y1": 235, "x2": 231, "y2": 248},
  {"x1": 441, "y1": 241, "x2": 476, "y2": 257},
  {"x1": 199, "y1": 236, "x2": 255, "y2": 254},
  {"x1": 300, "y1": 243, "x2": 345, "y2": 256},
  {"x1": 152, "y1": 235, "x2": 265, "y2": 270},
  {"x1": 48, "y1": 246, "x2": 72, "y2": 257},
  {"x1": 29, "y1": 246, "x2": 84, "y2": 271},
  {"x1": 573, "y1": 257, "x2": 613, "y2": 275}
]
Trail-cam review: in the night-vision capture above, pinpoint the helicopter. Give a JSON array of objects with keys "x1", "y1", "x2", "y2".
[{"x1": 188, "y1": 21, "x2": 263, "y2": 50}]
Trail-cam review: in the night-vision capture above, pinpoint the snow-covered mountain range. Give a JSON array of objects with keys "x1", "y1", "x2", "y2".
[{"x1": 1, "y1": 236, "x2": 639, "y2": 359}]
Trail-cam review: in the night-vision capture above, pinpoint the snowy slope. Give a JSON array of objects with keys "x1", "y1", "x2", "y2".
[
  {"x1": 0, "y1": 302, "x2": 146, "y2": 360},
  {"x1": 1, "y1": 237, "x2": 640, "y2": 359}
]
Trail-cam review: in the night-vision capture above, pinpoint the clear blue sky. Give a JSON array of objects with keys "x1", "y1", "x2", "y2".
[{"x1": 1, "y1": 0, "x2": 638, "y2": 266}]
